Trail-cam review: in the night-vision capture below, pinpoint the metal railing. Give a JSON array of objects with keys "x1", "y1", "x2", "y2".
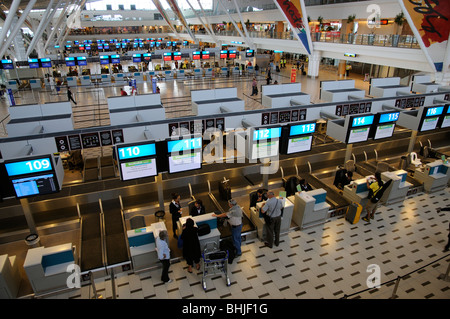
[{"x1": 342, "y1": 253, "x2": 450, "y2": 299}]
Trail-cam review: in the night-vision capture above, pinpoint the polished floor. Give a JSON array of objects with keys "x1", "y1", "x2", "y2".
[{"x1": 0, "y1": 62, "x2": 449, "y2": 300}]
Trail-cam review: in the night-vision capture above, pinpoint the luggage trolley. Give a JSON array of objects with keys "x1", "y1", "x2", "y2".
[{"x1": 201, "y1": 242, "x2": 231, "y2": 290}]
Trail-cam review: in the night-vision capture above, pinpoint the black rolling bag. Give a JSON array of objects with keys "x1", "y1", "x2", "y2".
[{"x1": 219, "y1": 180, "x2": 232, "y2": 201}]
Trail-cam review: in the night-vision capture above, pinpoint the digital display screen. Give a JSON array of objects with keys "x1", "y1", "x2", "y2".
[
  {"x1": 351, "y1": 115, "x2": 374, "y2": 127},
  {"x1": 76, "y1": 56, "x2": 87, "y2": 66},
  {"x1": 344, "y1": 53, "x2": 356, "y2": 57},
  {"x1": 143, "y1": 53, "x2": 151, "y2": 62},
  {"x1": 228, "y1": 50, "x2": 237, "y2": 59},
  {"x1": 110, "y1": 55, "x2": 120, "y2": 63},
  {"x1": 287, "y1": 136, "x2": 312, "y2": 154},
  {"x1": 117, "y1": 143, "x2": 156, "y2": 160},
  {"x1": 347, "y1": 127, "x2": 370, "y2": 143},
  {"x1": 168, "y1": 151, "x2": 202, "y2": 174},
  {"x1": 133, "y1": 54, "x2": 142, "y2": 63},
  {"x1": 85, "y1": 45, "x2": 91, "y2": 50},
  {"x1": 374, "y1": 124, "x2": 395, "y2": 140},
  {"x1": 104, "y1": 44, "x2": 110, "y2": 49},
  {"x1": 79, "y1": 45, "x2": 85, "y2": 50},
  {"x1": 65, "y1": 57, "x2": 76, "y2": 66},
  {"x1": 40, "y1": 58, "x2": 52, "y2": 67},
  {"x1": 163, "y1": 52, "x2": 172, "y2": 61},
  {"x1": 1, "y1": 59, "x2": 14, "y2": 69},
  {"x1": 289, "y1": 123, "x2": 316, "y2": 136},
  {"x1": 420, "y1": 117, "x2": 439, "y2": 131},
  {"x1": 201, "y1": 51, "x2": 210, "y2": 59},
  {"x1": 193, "y1": 51, "x2": 201, "y2": 60},
  {"x1": 173, "y1": 52, "x2": 181, "y2": 60},
  {"x1": 28, "y1": 59, "x2": 40, "y2": 68},
  {"x1": 120, "y1": 159, "x2": 157, "y2": 181},
  {"x1": 220, "y1": 50, "x2": 228, "y2": 59},
  {"x1": 379, "y1": 112, "x2": 399, "y2": 124},
  {"x1": 246, "y1": 50, "x2": 255, "y2": 58},
  {"x1": 252, "y1": 127, "x2": 282, "y2": 141},
  {"x1": 251, "y1": 140, "x2": 279, "y2": 160},
  {"x1": 167, "y1": 137, "x2": 202, "y2": 153},
  {"x1": 100, "y1": 55, "x2": 110, "y2": 65},
  {"x1": 441, "y1": 105, "x2": 450, "y2": 128},
  {"x1": 425, "y1": 106, "x2": 444, "y2": 117},
  {"x1": 5, "y1": 157, "x2": 53, "y2": 177},
  {"x1": 11, "y1": 174, "x2": 58, "y2": 198}
]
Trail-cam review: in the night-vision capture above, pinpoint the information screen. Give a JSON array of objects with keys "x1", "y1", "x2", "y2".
[
  {"x1": 420, "y1": 117, "x2": 439, "y2": 131},
  {"x1": 117, "y1": 143, "x2": 156, "y2": 160},
  {"x1": 289, "y1": 122, "x2": 316, "y2": 136},
  {"x1": 117, "y1": 142, "x2": 158, "y2": 181},
  {"x1": 374, "y1": 123, "x2": 395, "y2": 140},
  {"x1": 425, "y1": 106, "x2": 444, "y2": 117},
  {"x1": 246, "y1": 50, "x2": 255, "y2": 58},
  {"x1": 167, "y1": 137, "x2": 202, "y2": 153},
  {"x1": 110, "y1": 55, "x2": 120, "y2": 63},
  {"x1": 5, "y1": 157, "x2": 53, "y2": 177},
  {"x1": 347, "y1": 127, "x2": 370, "y2": 143},
  {"x1": 12, "y1": 174, "x2": 59, "y2": 198},
  {"x1": 76, "y1": 56, "x2": 87, "y2": 66},
  {"x1": 201, "y1": 51, "x2": 210, "y2": 59},
  {"x1": 65, "y1": 57, "x2": 76, "y2": 66},
  {"x1": 40, "y1": 58, "x2": 52, "y2": 67},
  {"x1": 193, "y1": 51, "x2": 201, "y2": 60},
  {"x1": 168, "y1": 152, "x2": 202, "y2": 174},
  {"x1": 173, "y1": 52, "x2": 181, "y2": 60},
  {"x1": 220, "y1": 50, "x2": 228, "y2": 59},
  {"x1": 440, "y1": 106, "x2": 450, "y2": 128},
  {"x1": 251, "y1": 140, "x2": 279, "y2": 160},
  {"x1": 252, "y1": 127, "x2": 282, "y2": 141},
  {"x1": 1, "y1": 59, "x2": 14, "y2": 69},
  {"x1": 120, "y1": 159, "x2": 157, "y2": 180},
  {"x1": 28, "y1": 59, "x2": 40, "y2": 68},
  {"x1": 379, "y1": 112, "x2": 399, "y2": 124},
  {"x1": 351, "y1": 115, "x2": 374, "y2": 127},
  {"x1": 143, "y1": 53, "x2": 151, "y2": 62},
  {"x1": 287, "y1": 136, "x2": 312, "y2": 154},
  {"x1": 133, "y1": 54, "x2": 142, "y2": 63},
  {"x1": 100, "y1": 55, "x2": 110, "y2": 65},
  {"x1": 228, "y1": 50, "x2": 237, "y2": 59},
  {"x1": 163, "y1": 52, "x2": 172, "y2": 61}
]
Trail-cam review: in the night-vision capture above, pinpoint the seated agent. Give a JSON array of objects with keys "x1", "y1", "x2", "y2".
[
  {"x1": 190, "y1": 199, "x2": 205, "y2": 217},
  {"x1": 299, "y1": 179, "x2": 313, "y2": 192}
]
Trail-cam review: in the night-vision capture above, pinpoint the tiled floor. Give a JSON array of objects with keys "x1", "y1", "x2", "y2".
[{"x1": 52, "y1": 187, "x2": 450, "y2": 300}]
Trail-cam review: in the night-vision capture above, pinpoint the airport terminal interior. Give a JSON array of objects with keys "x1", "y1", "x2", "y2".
[{"x1": 0, "y1": 0, "x2": 449, "y2": 300}]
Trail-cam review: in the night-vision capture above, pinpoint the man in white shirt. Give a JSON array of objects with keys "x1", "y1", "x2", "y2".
[
  {"x1": 260, "y1": 191, "x2": 283, "y2": 248},
  {"x1": 213, "y1": 199, "x2": 243, "y2": 256},
  {"x1": 156, "y1": 230, "x2": 172, "y2": 283}
]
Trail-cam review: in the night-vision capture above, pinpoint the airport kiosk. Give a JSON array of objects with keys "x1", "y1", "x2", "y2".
[
  {"x1": 289, "y1": 189, "x2": 330, "y2": 229},
  {"x1": 414, "y1": 160, "x2": 450, "y2": 193},
  {"x1": 380, "y1": 170, "x2": 412, "y2": 204}
]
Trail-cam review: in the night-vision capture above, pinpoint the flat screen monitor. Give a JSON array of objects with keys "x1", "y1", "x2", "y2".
[
  {"x1": 228, "y1": 50, "x2": 237, "y2": 59},
  {"x1": 100, "y1": 55, "x2": 110, "y2": 65},
  {"x1": 220, "y1": 50, "x2": 228, "y2": 59},
  {"x1": 5, "y1": 156, "x2": 54, "y2": 177},
  {"x1": 173, "y1": 52, "x2": 181, "y2": 61},
  {"x1": 79, "y1": 45, "x2": 85, "y2": 50},
  {"x1": 117, "y1": 142, "x2": 158, "y2": 181},
  {"x1": 98, "y1": 44, "x2": 103, "y2": 49},
  {"x1": 40, "y1": 58, "x2": 52, "y2": 68},
  {"x1": 133, "y1": 54, "x2": 142, "y2": 63},
  {"x1": 110, "y1": 55, "x2": 120, "y2": 63},
  {"x1": 193, "y1": 51, "x2": 201, "y2": 60},
  {"x1": 289, "y1": 122, "x2": 316, "y2": 136},
  {"x1": 374, "y1": 123, "x2": 396, "y2": 140},
  {"x1": 166, "y1": 41, "x2": 172, "y2": 47},
  {"x1": 350, "y1": 114, "x2": 374, "y2": 128},
  {"x1": 251, "y1": 140, "x2": 279, "y2": 160},
  {"x1": 167, "y1": 137, "x2": 202, "y2": 153},
  {"x1": 347, "y1": 127, "x2": 370, "y2": 144},
  {"x1": 163, "y1": 52, "x2": 172, "y2": 61},
  {"x1": 245, "y1": 49, "x2": 255, "y2": 58},
  {"x1": 420, "y1": 117, "x2": 439, "y2": 131},
  {"x1": 156, "y1": 41, "x2": 161, "y2": 47},
  {"x1": 65, "y1": 57, "x2": 76, "y2": 66},
  {"x1": 104, "y1": 44, "x2": 110, "y2": 49},
  {"x1": 11, "y1": 173, "x2": 59, "y2": 198},
  {"x1": 440, "y1": 105, "x2": 450, "y2": 128},
  {"x1": 183, "y1": 41, "x2": 188, "y2": 46},
  {"x1": 201, "y1": 51, "x2": 210, "y2": 59},
  {"x1": 28, "y1": 59, "x2": 40, "y2": 68},
  {"x1": 287, "y1": 135, "x2": 312, "y2": 154},
  {"x1": 168, "y1": 151, "x2": 202, "y2": 174},
  {"x1": 143, "y1": 53, "x2": 152, "y2": 62},
  {"x1": 85, "y1": 45, "x2": 91, "y2": 50},
  {"x1": 420, "y1": 106, "x2": 444, "y2": 132},
  {"x1": 252, "y1": 127, "x2": 282, "y2": 141},
  {"x1": 378, "y1": 112, "x2": 399, "y2": 124},
  {"x1": 1, "y1": 59, "x2": 14, "y2": 69},
  {"x1": 76, "y1": 56, "x2": 87, "y2": 66}
]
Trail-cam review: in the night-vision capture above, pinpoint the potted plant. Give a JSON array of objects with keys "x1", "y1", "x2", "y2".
[
  {"x1": 347, "y1": 14, "x2": 356, "y2": 43},
  {"x1": 392, "y1": 12, "x2": 405, "y2": 47}
]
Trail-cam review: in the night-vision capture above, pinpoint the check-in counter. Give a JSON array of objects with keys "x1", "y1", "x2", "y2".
[
  {"x1": 114, "y1": 73, "x2": 126, "y2": 83},
  {"x1": 100, "y1": 74, "x2": 111, "y2": 84},
  {"x1": 249, "y1": 197, "x2": 294, "y2": 241},
  {"x1": 127, "y1": 221, "x2": 166, "y2": 271},
  {"x1": 66, "y1": 76, "x2": 77, "y2": 87},
  {"x1": 194, "y1": 68, "x2": 202, "y2": 79},
  {"x1": 0, "y1": 254, "x2": 21, "y2": 299},
  {"x1": 191, "y1": 87, "x2": 245, "y2": 116},
  {"x1": 290, "y1": 189, "x2": 330, "y2": 229},
  {"x1": 411, "y1": 75, "x2": 440, "y2": 93},
  {"x1": 220, "y1": 67, "x2": 228, "y2": 77},
  {"x1": 80, "y1": 75, "x2": 91, "y2": 86},
  {"x1": 261, "y1": 83, "x2": 310, "y2": 108},
  {"x1": 23, "y1": 243, "x2": 76, "y2": 294},
  {"x1": 6, "y1": 80, "x2": 18, "y2": 90},
  {"x1": 343, "y1": 178, "x2": 369, "y2": 205},
  {"x1": 369, "y1": 77, "x2": 410, "y2": 97},
  {"x1": 177, "y1": 69, "x2": 185, "y2": 79},
  {"x1": 380, "y1": 170, "x2": 412, "y2": 204},
  {"x1": 414, "y1": 160, "x2": 450, "y2": 193},
  {"x1": 205, "y1": 68, "x2": 213, "y2": 77},
  {"x1": 320, "y1": 80, "x2": 365, "y2": 102},
  {"x1": 29, "y1": 79, "x2": 42, "y2": 89},
  {"x1": 163, "y1": 70, "x2": 172, "y2": 80},
  {"x1": 177, "y1": 214, "x2": 221, "y2": 251}
]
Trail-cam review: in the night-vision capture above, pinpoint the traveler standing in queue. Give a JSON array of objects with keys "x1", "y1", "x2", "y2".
[
  {"x1": 180, "y1": 218, "x2": 201, "y2": 273},
  {"x1": 120, "y1": 88, "x2": 128, "y2": 96},
  {"x1": 213, "y1": 199, "x2": 243, "y2": 256},
  {"x1": 251, "y1": 77, "x2": 258, "y2": 96},
  {"x1": 67, "y1": 87, "x2": 77, "y2": 105},
  {"x1": 362, "y1": 172, "x2": 383, "y2": 223},
  {"x1": 156, "y1": 230, "x2": 172, "y2": 283},
  {"x1": 170, "y1": 193, "x2": 182, "y2": 238},
  {"x1": 260, "y1": 191, "x2": 283, "y2": 248}
]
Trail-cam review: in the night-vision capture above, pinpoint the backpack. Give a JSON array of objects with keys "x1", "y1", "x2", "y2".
[{"x1": 369, "y1": 179, "x2": 392, "y2": 203}]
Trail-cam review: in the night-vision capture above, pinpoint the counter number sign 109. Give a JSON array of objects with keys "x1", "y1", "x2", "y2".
[{"x1": 5, "y1": 158, "x2": 52, "y2": 176}]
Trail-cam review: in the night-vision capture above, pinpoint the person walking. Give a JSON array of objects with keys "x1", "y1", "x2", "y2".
[
  {"x1": 67, "y1": 87, "x2": 77, "y2": 105},
  {"x1": 156, "y1": 230, "x2": 172, "y2": 283},
  {"x1": 213, "y1": 199, "x2": 243, "y2": 256},
  {"x1": 170, "y1": 193, "x2": 183, "y2": 238},
  {"x1": 251, "y1": 77, "x2": 258, "y2": 96},
  {"x1": 362, "y1": 172, "x2": 383, "y2": 223},
  {"x1": 260, "y1": 191, "x2": 283, "y2": 248},
  {"x1": 180, "y1": 218, "x2": 202, "y2": 273},
  {"x1": 266, "y1": 69, "x2": 272, "y2": 85}
]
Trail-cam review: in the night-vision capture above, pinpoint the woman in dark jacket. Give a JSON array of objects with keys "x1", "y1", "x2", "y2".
[
  {"x1": 170, "y1": 193, "x2": 182, "y2": 238},
  {"x1": 180, "y1": 218, "x2": 201, "y2": 273}
]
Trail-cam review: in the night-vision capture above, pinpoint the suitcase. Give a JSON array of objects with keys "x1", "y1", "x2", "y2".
[
  {"x1": 218, "y1": 180, "x2": 231, "y2": 201},
  {"x1": 198, "y1": 223, "x2": 211, "y2": 236},
  {"x1": 345, "y1": 202, "x2": 363, "y2": 224},
  {"x1": 302, "y1": 71, "x2": 306, "y2": 75}
]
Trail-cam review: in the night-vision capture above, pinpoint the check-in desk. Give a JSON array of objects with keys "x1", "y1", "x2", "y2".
[
  {"x1": 220, "y1": 67, "x2": 228, "y2": 77},
  {"x1": 343, "y1": 178, "x2": 369, "y2": 206},
  {"x1": 133, "y1": 72, "x2": 144, "y2": 82},
  {"x1": 6, "y1": 80, "x2": 18, "y2": 90},
  {"x1": 320, "y1": 80, "x2": 365, "y2": 102},
  {"x1": 191, "y1": 87, "x2": 245, "y2": 116},
  {"x1": 177, "y1": 69, "x2": 185, "y2": 79},
  {"x1": 23, "y1": 243, "x2": 76, "y2": 294},
  {"x1": 0, "y1": 254, "x2": 21, "y2": 299},
  {"x1": 204, "y1": 68, "x2": 213, "y2": 77},
  {"x1": 249, "y1": 198, "x2": 294, "y2": 241},
  {"x1": 290, "y1": 189, "x2": 330, "y2": 229},
  {"x1": 411, "y1": 75, "x2": 439, "y2": 93},
  {"x1": 414, "y1": 160, "x2": 450, "y2": 193},
  {"x1": 127, "y1": 221, "x2": 166, "y2": 271},
  {"x1": 194, "y1": 68, "x2": 202, "y2": 79},
  {"x1": 114, "y1": 73, "x2": 126, "y2": 83},
  {"x1": 163, "y1": 70, "x2": 173, "y2": 80},
  {"x1": 66, "y1": 76, "x2": 77, "y2": 87},
  {"x1": 80, "y1": 75, "x2": 91, "y2": 86},
  {"x1": 381, "y1": 170, "x2": 412, "y2": 204},
  {"x1": 369, "y1": 77, "x2": 410, "y2": 97},
  {"x1": 261, "y1": 83, "x2": 310, "y2": 108},
  {"x1": 29, "y1": 79, "x2": 42, "y2": 89},
  {"x1": 100, "y1": 74, "x2": 111, "y2": 84},
  {"x1": 177, "y1": 214, "x2": 221, "y2": 251}
]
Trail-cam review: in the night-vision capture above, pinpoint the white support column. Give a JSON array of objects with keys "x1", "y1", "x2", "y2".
[
  {"x1": 44, "y1": 0, "x2": 72, "y2": 52},
  {"x1": 0, "y1": 0, "x2": 21, "y2": 47},
  {"x1": 307, "y1": 50, "x2": 321, "y2": 78}
]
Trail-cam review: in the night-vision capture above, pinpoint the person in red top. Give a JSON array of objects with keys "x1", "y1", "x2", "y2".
[{"x1": 120, "y1": 88, "x2": 127, "y2": 96}]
